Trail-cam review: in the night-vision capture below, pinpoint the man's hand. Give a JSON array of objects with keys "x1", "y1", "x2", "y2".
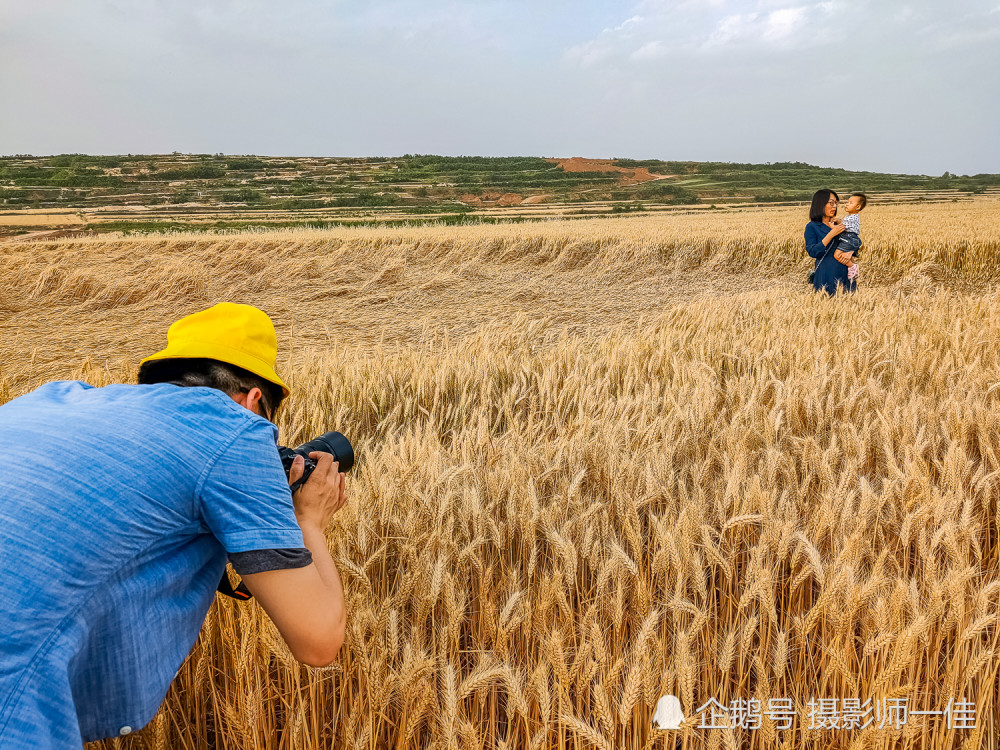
[{"x1": 288, "y1": 452, "x2": 347, "y2": 531}]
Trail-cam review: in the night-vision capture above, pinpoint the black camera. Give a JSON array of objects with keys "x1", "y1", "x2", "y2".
[
  {"x1": 277, "y1": 431, "x2": 355, "y2": 493},
  {"x1": 218, "y1": 431, "x2": 354, "y2": 601}
]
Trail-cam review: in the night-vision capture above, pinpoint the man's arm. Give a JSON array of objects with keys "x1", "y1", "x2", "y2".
[{"x1": 241, "y1": 452, "x2": 347, "y2": 667}]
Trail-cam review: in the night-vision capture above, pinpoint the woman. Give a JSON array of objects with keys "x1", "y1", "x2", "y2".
[{"x1": 805, "y1": 189, "x2": 855, "y2": 295}]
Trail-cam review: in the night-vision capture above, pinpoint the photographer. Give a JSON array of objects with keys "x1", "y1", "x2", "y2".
[{"x1": 0, "y1": 303, "x2": 347, "y2": 748}]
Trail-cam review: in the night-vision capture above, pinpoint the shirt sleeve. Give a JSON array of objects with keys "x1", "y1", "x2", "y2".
[
  {"x1": 229, "y1": 547, "x2": 313, "y2": 575},
  {"x1": 804, "y1": 223, "x2": 830, "y2": 259},
  {"x1": 197, "y1": 417, "x2": 305, "y2": 554}
]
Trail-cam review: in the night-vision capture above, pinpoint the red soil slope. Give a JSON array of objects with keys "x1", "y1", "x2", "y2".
[{"x1": 546, "y1": 157, "x2": 669, "y2": 185}]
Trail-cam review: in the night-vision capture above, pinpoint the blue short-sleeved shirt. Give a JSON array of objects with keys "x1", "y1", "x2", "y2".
[{"x1": 0, "y1": 381, "x2": 304, "y2": 747}]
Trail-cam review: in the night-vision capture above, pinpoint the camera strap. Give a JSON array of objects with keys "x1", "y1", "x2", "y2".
[{"x1": 217, "y1": 569, "x2": 253, "y2": 600}]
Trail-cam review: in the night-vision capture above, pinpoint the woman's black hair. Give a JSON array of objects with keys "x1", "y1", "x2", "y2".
[
  {"x1": 809, "y1": 189, "x2": 839, "y2": 223},
  {"x1": 137, "y1": 358, "x2": 286, "y2": 422}
]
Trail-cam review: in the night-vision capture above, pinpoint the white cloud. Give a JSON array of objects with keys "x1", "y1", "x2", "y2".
[
  {"x1": 565, "y1": 13, "x2": 648, "y2": 67},
  {"x1": 630, "y1": 40, "x2": 669, "y2": 60},
  {"x1": 762, "y1": 7, "x2": 807, "y2": 42},
  {"x1": 704, "y1": 12, "x2": 758, "y2": 47},
  {"x1": 703, "y1": 7, "x2": 808, "y2": 48},
  {"x1": 613, "y1": 14, "x2": 645, "y2": 33},
  {"x1": 638, "y1": 0, "x2": 723, "y2": 10},
  {"x1": 564, "y1": 38, "x2": 614, "y2": 67},
  {"x1": 566, "y1": 2, "x2": 839, "y2": 61}
]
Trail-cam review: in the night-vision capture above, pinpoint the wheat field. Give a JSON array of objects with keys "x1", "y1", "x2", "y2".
[{"x1": 2, "y1": 198, "x2": 999, "y2": 749}]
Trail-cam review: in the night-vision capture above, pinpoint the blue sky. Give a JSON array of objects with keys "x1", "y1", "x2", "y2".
[{"x1": 1, "y1": 0, "x2": 998, "y2": 174}]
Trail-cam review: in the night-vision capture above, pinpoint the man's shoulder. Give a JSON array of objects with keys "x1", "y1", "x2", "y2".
[
  {"x1": 19, "y1": 380, "x2": 228, "y2": 406},
  {"x1": 9, "y1": 381, "x2": 267, "y2": 444},
  {"x1": 125, "y1": 384, "x2": 275, "y2": 443},
  {"x1": 76, "y1": 382, "x2": 246, "y2": 416},
  {"x1": 15, "y1": 379, "x2": 92, "y2": 399}
]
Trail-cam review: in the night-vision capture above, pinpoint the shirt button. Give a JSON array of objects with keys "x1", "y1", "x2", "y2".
[{"x1": 120, "y1": 726, "x2": 133, "y2": 736}]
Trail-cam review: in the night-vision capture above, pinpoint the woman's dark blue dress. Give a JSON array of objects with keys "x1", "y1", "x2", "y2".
[{"x1": 805, "y1": 221, "x2": 856, "y2": 295}]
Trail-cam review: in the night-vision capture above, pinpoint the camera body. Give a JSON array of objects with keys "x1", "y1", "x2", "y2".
[{"x1": 277, "y1": 431, "x2": 354, "y2": 493}]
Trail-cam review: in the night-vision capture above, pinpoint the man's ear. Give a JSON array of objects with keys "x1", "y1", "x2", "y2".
[
  {"x1": 230, "y1": 388, "x2": 263, "y2": 416},
  {"x1": 245, "y1": 387, "x2": 263, "y2": 415}
]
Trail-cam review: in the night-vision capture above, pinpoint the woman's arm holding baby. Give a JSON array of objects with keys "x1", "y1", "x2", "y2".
[
  {"x1": 833, "y1": 249, "x2": 855, "y2": 265},
  {"x1": 805, "y1": 222, "x2": 846, "y2": 258}
]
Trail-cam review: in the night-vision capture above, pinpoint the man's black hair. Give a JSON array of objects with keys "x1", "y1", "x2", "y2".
[
  {"x1": 809, "y1": 189, "x2": 839, "y2": 223},
  {"x1": 137, "y1": 358, "x2": 285, "y2": 422}
]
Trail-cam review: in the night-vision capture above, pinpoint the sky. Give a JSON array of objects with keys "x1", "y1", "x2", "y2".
[{"x1": 1, "y1": 0, "x2": 998, "y2": 175}]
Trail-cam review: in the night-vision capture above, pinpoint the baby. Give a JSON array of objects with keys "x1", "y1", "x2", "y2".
[{"x1": 837, "y1": 192, "x2": 866, "y2": 280}]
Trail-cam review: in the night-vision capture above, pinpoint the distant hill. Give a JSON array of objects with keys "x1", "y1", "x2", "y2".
[{"x1": 2, "y1": 153, "x2": 997, "y2": 235}]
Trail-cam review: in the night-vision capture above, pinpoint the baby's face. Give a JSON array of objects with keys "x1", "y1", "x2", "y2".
[{"x1": 845, "y1": 196, "x2": 864, "y2": 214}]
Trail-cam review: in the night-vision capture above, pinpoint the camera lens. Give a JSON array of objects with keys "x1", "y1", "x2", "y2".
[{"x1": 294, "y1": 431, "x2": 354, "y2": 473}]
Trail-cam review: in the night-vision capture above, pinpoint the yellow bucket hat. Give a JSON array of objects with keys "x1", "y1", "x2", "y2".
[{"x1": 141, "y1": 303, "x2": 290, "y2": 396}]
